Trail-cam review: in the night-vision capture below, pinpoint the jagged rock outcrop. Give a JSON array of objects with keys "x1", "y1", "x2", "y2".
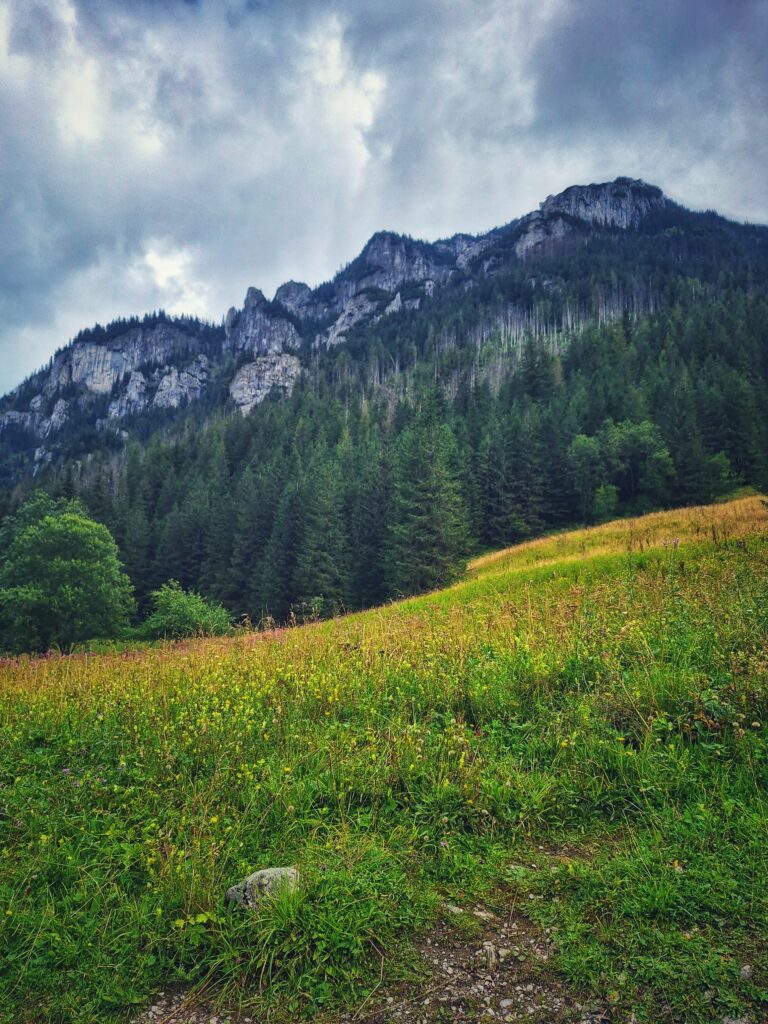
[
  {"x1": 0, "y1": 410, "x2": 37, "y2": 435},
  {"x1": 498, "y1": 179, "x2": 665, "y2": 262},
  {"x1": 44, "y1": 399, "x2": 68, "y2": 436},
  {"x1": 107, "y1": 371, "x2": 148, "y2": 420},
  {"x1": 229, "y1": 353, "x2": 301, "y2": 414},
  {"x1": 274, "y1": 280, "x2": 313, "y2": 317},
  {"x1": 44, "y1": 322, "x2": 199, "y2": 396},
  {"x1": 0, "y1": 320, "x2": 214, "y2": 444},
  {"x1": 334, "y1": 232, "x2": 454, "y2": 308},
  {"x1": 153, "y1": 355, "x2": 210, "y2": 410},
  {"x1": 540, "y1": 177, "x2": 665, "y2": 229},
  {"x1": 0, "y1": 398, "x2": 68, "y2": 440},
  {"x1": 435, "y1": 232, "x2": 497, "y2": 270},
  {"x1": 513, "y1": 212, "x2": 574, "y2": 259},
  {"x1": 224, "y1": 287, "x2": 302, "y2": 355},
  {"x1": 272, "y1": 280, "x2": 330, "y2": 321},
  {"x1": 322, "y1": 292, "x2": 382, "y2": 347},
  {"x1": 384, "y1": 292, "x2": 403, "y2": 315},
  {"x1": 103, "y1": 356, "x2": 210, "y2": 419}
]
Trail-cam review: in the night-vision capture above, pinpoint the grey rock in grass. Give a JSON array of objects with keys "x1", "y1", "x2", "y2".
[{"x1": 225, "y1": 866, "x2": 298, "y2": 908}]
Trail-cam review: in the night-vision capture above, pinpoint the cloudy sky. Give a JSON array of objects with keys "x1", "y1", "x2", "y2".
[{"x1": 1, "y1": 0, "x2": 766, "y2": 395}]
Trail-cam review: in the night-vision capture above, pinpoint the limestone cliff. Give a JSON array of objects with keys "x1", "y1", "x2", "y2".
[
  {"x1": 0, "y1": 319, "x2": 213, "y2": 449},
  {"x1": 45, "y1": 321, "x2": 198, "y2": 396},
  {"x1": 229, "y1": 354, "x2": 301, "y2": 414},
  {"x1": 539, "y1": 178, "x2": 665, "y2": 229},
  {"x1": 224, "y1": 287, "x2": 301, "y2": 355}
]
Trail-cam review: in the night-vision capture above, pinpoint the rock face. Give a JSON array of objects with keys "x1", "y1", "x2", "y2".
[
  {"x1": 224, "y1": 287, "x2": 302, "y2": 355},
  {"x1": 0, "y1": 320, "x2": 216, "y2": 450},
  {"x1": 225, "y1": 866, "x2": 299, "y2": 908},
  {"x1": 334, "y1": 231, "x2": 454, "y2": 307},
  {"x1": 323, "y1": 291, "x2": 382, "y2": 347},
  {"x1": 107, "y1": 370, "x2": 148, "y2": 420},
  {"x1": 539, "y1": 177, "x2": 665, "y2": 229},
  {"x1": 501, "y1": 178, "x2": 665, "y2": 261},
  {"x1": 273, "y1": 281, "x2": 312, "y2": 318},
  {"x1": 45, "y1": 322, "x2": 198, "y2": 396},
  {"x1": 229, "y1": 353, "x2": 301, "y2": 414},
  {"x1": 435, "y1": 231, "x2": 497, "y2": 270},
  {"x1": 513, "y1": 212, "x2": 574, "y2": 259},
  {"x1": 153, "y1": 355, "x2": 210, "y2": 410}
]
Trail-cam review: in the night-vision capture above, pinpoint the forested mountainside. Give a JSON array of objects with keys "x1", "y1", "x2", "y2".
[{"x1": 1, "y1": 177, "x2": 767, "y2": 621}]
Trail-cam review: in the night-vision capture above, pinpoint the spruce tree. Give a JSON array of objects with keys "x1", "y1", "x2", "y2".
[
  {"x1": 293, "y1": 455, "x2": 350, "y2": 617},
  {"x1": 388, "y1": 410, "x2": 467, "y2": 596}
]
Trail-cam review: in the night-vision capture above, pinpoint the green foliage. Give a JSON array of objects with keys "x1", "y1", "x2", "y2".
[
  {"x1": 294, "y1": 455, "x2": 350, "y2": 617},
  {"x1": 141, "y1": 580, "x2": 232, "y2": 639},
  {"x1": 0, "y1": 493, "x2": 135, "y2": 653},
  {"x1": 567, "y1": 419, "x2": 674, "y2": 522},
  {"x1": 592, "y1": 482, "x2": 618, "y2": 521},
  {"x1": 6, "y1": 258, "x2": 768, "y2": 623},
  {"x1": 0, "y1": 509, "x2": 765, "y2": 1021},
  {"x1": 386, "y1": 396, "x2": 469, "y2": 595}
]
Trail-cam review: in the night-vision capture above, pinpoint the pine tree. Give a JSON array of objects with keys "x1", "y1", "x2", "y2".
[
  {"x1": 294, "y1": 455, "x2": 350, "y2": 618},
  {"x1": 123, "y1": 503, "x2": 152, "y2": 604},
  {"x1": 260, "y1": 456, "x2": 303, "y2": 623},
  {"x1": 349, "y1": 436, "x2": 392, "y2": 608},
  {"x1": 388, "y1": 410, "x2": 467, "y2": 596}
]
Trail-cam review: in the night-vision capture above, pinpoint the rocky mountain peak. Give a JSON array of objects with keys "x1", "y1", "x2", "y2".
[
  {"x1": 539, "y1": 177, "x2": 666, "y2": 229},
  {"x1": 244, "y1": 286, "x2": 269, "y2": 308},
  {"x1": 224, "y1": 288, "x2": 301, "y2": 356},
  {"x1": 273, "y1": 281, "x2": 312, "y2": 318}
]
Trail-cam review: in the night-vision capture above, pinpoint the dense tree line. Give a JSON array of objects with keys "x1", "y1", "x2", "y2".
[
  {"x1": 8, "y1": 289, "x2": 762, "y2": 626},
  {"x1": 2, "y1": 201, "x2": 767, "y2": 626}
]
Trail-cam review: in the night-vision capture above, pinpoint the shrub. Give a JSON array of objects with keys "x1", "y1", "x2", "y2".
[{"x1": 142, "y1": 580, "x2": 232, "y2": 639}]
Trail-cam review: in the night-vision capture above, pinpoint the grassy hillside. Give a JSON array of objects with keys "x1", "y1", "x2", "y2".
[{"x1": 1, "y1": 497, "x2": 767, "y2": 1023}]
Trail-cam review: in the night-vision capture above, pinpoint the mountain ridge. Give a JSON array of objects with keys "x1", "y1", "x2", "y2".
[{"x1": 1, "y1": 176, "x2": 765, "y2": 482}]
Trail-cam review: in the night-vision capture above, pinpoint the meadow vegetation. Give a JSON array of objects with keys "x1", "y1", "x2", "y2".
[{"x1": 0, "y1": 496, "x2": 766, "y2": 1023}]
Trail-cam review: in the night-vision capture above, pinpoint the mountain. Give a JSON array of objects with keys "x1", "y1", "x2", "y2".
[
  {"x1": 4, "y1": 176, "x2": 763, "y2": 481},
  {"x1": 1, "y1": 176, "x2": 767, "y2": 621}
]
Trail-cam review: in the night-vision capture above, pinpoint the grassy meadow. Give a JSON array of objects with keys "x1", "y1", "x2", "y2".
[{"x1": 1, "y1": 496, "x2": 767, "y2": 1023}]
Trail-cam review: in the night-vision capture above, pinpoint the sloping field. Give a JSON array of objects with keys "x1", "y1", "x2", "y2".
[{"x1": 1, "y1": 497, "x2": 767, "y2": 1023}]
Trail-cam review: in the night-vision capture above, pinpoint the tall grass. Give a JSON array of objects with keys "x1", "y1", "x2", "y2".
[{"x1": 0, "y1": 497, "x2": 766, "y2": 1022}]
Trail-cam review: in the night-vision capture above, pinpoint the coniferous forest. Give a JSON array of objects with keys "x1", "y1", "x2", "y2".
[
  {"x1": 1, "y1": 195, "x2": 767, "y2": 627},
  {"x1": 4, "y1": 285, "x2": 765, "y2": 625}
]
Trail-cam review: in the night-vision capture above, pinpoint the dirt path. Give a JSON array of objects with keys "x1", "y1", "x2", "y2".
[
  {"x1": 337, "y1": 901, "x2": 611, "y2": 1024},
  {"x1": 134, "y1": 901, "x2": 615, "y2": 1024}
]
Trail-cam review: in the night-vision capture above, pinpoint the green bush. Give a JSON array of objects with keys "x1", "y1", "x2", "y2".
[
  {"x1": 0, "y1": 492, "x2": 135, "y2": 653},
  {"x1": 142, "y1": 580, "x2": 232, "y2": 639}
]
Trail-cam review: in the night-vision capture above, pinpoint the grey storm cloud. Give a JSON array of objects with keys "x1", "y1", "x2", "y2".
[{"x1": 1, "y1": 0, "x2": 767, "y2": 394}]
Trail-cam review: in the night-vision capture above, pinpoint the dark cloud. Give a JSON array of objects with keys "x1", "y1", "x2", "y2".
[
  {"x1": 1, "y1": 0, "x2": 766, "y2": 394},
  {"x1": 532, "y1": 0, "x2": 764, "y2": 129}
]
